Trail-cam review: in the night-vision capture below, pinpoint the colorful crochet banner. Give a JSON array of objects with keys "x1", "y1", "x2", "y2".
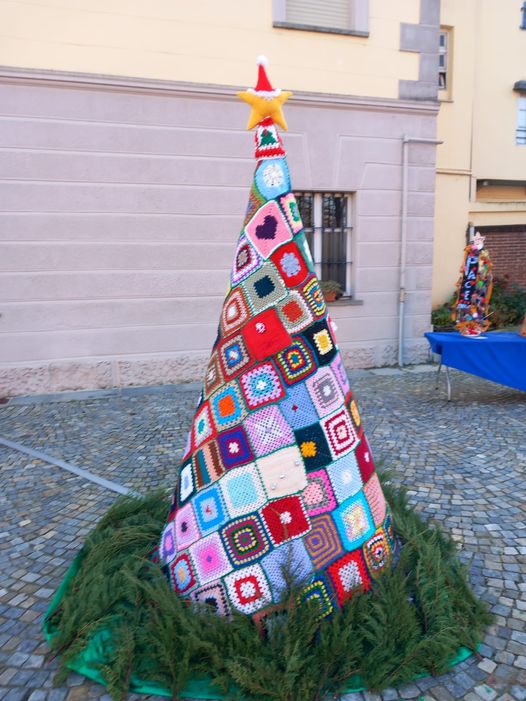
[{"x1": 157, "y1": 61, "x2": 394, "y2": 620}]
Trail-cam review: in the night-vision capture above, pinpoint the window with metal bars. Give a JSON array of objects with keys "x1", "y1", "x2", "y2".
[
  {"x1": 517, "y1": 96, "x2": 526, "y2": 145},
  {"x1": 438, "y1": 29, "x2": 450, "y2": 92},
  {"x1": 294, "y1": 192, "x2": 353, "y2": 295}
]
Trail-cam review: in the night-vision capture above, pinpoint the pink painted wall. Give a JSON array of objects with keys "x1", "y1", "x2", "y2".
[{"x1": 0, "y1": 70, "x2": 438, "y2": 396}]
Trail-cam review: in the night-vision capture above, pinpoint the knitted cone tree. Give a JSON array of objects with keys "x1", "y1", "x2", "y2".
[
  {"x1": 157, "y1": 58, "x2": 394, "y2": 619},
  {"x1": 44, "y1": 59, "x2": 491, "y2": 701}
]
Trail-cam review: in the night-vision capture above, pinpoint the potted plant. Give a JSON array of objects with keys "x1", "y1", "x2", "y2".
[
  {"x1": 320, "y1": 279, "x2": 344, "y2": 303},
  {"x1": 431, "y1": 303, "x2": 455, "y2": 332}
]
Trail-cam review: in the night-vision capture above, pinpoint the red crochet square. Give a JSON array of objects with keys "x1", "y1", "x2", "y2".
[
  {"x1": 327, "y1": 550, "x2": 371, "y2": 606},
  {"x1": 270, "y1": 241, "x2": 309, "y2": 288},
  {"x1": 242, "y1": 308, "x2": 292, "y2": 361},
  {"x1": 355, "y1": 436, "x2": 375, "y2": 483},
  {"x1": 261, "y1": 495, "x2": 310, "y2": 546}
]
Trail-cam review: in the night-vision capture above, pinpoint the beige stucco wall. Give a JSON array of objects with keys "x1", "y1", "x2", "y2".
[
  {"x1": 433, "y1": 0, "x2": 526, "y2": 305},
  {"x1": 0, "y1": 0, "x2": 420, "y2": 98}
]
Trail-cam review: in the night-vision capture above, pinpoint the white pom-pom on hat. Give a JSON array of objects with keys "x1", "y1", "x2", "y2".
[{"x1": 256, "y1": 54, "x2": 269, "y2": 66}]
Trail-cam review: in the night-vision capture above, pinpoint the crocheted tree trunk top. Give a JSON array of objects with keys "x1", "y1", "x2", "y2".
[{"x1": 158, "y1": 80, "x2": 394, "y2": 621}]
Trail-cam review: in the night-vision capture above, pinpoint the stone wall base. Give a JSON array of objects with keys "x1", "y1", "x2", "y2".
[{"x1": 0, "y1": 341, "x2": 431, "y2": 398}]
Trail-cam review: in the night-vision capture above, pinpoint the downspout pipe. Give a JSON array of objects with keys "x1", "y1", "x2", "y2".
[{"x1": 399, "y1": 136, "x2": 443, "y2": 367}]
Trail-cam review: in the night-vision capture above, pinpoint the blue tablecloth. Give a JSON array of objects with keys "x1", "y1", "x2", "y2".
[{"x1": 425, "y1": 331, "x2": 526, "y2": 392}]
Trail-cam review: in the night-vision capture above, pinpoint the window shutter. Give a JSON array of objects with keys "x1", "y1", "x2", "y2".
[{"x1": 286, "y1": 0, "x2": 350, "y2": 31}]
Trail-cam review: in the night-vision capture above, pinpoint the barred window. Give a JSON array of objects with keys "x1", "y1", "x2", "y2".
[
  {"x1": 517, "y1": 96, "x2": 526, "y2": 145},
  {"x1": 295, "y1": 192, "x2": 353, "y2": 295},
  {"x1": 438, "y1": 29, "x2": 450, "y2": 92}
]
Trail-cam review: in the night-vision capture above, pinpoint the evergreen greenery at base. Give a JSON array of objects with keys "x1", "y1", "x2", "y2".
[{"x1": 45, "y1": 478, "x2": 492, "y2": 701}]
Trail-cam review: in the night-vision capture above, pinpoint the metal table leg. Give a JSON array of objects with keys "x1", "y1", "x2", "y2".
[
  {"x1": 445, "y1": 365, "x2": 452, "y2": 402},
  {"x1": 435, "y1": 357, "x2": 442, "y2": 390}
]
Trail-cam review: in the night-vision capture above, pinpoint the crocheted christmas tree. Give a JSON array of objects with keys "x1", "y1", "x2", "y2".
[{"x1": 157, "y1": 58, "x2": 394, "y2": 619}]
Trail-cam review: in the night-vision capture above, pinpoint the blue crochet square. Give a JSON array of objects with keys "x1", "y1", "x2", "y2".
[
  {"x1": 280, "y1": 382, "x2": 318, "y2": 429},
  {"x1": 193, "y1": 485, "x2": 227, "y2": 535}
]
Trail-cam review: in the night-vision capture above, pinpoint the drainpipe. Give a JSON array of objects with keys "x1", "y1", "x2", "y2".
[{"x1": 399, "y1": 136, "x2": 443, "y2": 367}]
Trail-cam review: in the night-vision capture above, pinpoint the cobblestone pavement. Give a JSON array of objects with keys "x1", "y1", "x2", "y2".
[{"x1": 0, "y1": 366, "x2": 525, "y2": 701}]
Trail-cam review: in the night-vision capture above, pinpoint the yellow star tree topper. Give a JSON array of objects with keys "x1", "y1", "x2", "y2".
[{"x1": 237, "y1": 55, "x2": 292, "y2": 130}]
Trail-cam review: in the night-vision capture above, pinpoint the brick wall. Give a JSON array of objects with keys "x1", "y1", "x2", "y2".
[{"x1": 479, "y1": 226, "x2": 526, "y2": 288}]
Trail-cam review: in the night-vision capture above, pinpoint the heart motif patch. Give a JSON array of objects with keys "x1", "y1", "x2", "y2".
[{"x1": 255, "y1": 215, "x2": 277, "y2": 240}]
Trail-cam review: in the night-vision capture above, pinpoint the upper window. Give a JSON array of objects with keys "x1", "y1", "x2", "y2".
[
  {"x1": 295, "y1": 192, "x2": 353, "y2": 297},
  {"x1": 517, "y1": 96, "x2": 526, "y2": 145},
  {"x1": 438, "y1": 29, "x2": 450, "y2": 93},
  {"x1": 272, "y1": 0, "x2": 369, "y2": 37}
]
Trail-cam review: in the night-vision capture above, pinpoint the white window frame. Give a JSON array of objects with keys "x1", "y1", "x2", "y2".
[
  {"x1": 438, "y1": 27, "x2": 452, "y2": 98},
  {"x1": 295, "y1": 192, "x2": 354, "y2": 296},
  {"x1": 517, "y1": 96, "x2": 526, "y2": 145},
  {"x1": 272, "y1": 0, "x2": 369, "y2": 36}
]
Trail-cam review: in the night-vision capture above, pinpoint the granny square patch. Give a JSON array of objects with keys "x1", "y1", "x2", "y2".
[
  {"x1": 363, "y1": 528, "x2": 391, "y2": 579},
  {"x1": 279, "y1": 382, "x2": 319, "y2": 430},
  {"x1": 331, "y1": 355, "x2": 350, "y2": 395},
  {"x1": 221, "y1": 286, "x2": 251, "y2": 337},
  {"x1": 277, "y1": 291, "x2": 314, "y2": 334},
  {"x1": 302, "y1": 276, "x2": 326, "y2": 318},
  {"x1": 191, "y1": 581, "x2": 231, "y2": 617},
  {"x1": 217, "y1": 425, "x2": 254, "y2": 469},
  {"x1": 190, "y1": 532, "x2": 232, "y2": 585},
  {"x1": 297, "y1": 575, "x2": 335, "y2": 619},
  {"x1": 254, "y1": 158, "x2": 291, "y2": 201},
  {"x1": 191, "y1": 402, "x2": 216, "y2": 451},
  {"x1": 219, "y1": 334, "x2": 251, "y2": 378},
  {"x1": 220, "y1": 462, "x2": 266, "y2": 518},
  {"x1": 204, "y1": 352, "x2": 223, "y2": 399},
  {"x1": 306, "y1": 367, "x2": 344, "y2": 417},
  {"x1": 221, "y1": 513, "x2": 270, "y2": 566},
  {"x1": 302, "y1": 469, "x2": 337, "y2": 516},
  {"x1": 322, "y1": 408, "x2": 358, "y2": 458},
  {"x1": 174, "y1": 502, "x2": 200, "y2": 552},
  {"x1": 303, "y1": 514, "x2": 344, "y2": 570},
  {"x1": 210, "y1": 383, "x2": 247, "y2": 430},
  {"x1": 355, "y1": 436, "x2": 375, "y2": 483},
  {"x1": 169, "y1": 552, "x2": 198, "y2": 595},
  {"x1": 257, "y1": 445, "x2": 307, "y2": 499},
  {"x1": 243, "y1": 184, "x2": 267, "y2": 227},
  {"x1": 327, "y1": 550, "x2": 371, "y2": 606},
  {"x1": 384, "y1": 509, "x2": 396, "y2": 550},
  {"x1": 179, "y1": 461, "x2": 195, "y2": 505},
  {"x1": 245, "y1": 200, "x2": 292, "y2": 259},
  {"x1": 275, "y1": 338, "x2": 316, "y2": 386},
  {"x1": 270, "y1": 241, "x2": 309, "y2": 288},
  {"x1": 303, "y1": 320, "x2": 337, "y2": 365},
  {"x1": 363, "y1": 473, "x2": 387, "y2": 527},
  {"x1": 193, "y1": 485, "x2": 228, "y2": 535},
  {"x1": 244, "y1": 404, "x2": 294, "y2": 457},
  {"x1": 243, "y1": 308, "x2": 292, "y2": 361},
  {"x1": 261, "y1": 495, "x2": 310, "y2": 546},
  {"x1": 347, "y1": 393, "x2": 362, "y2": 435},
  {"x1": 192, "y1": 440, "x2": 224, "y2": 490},
  {"x1": 261, "y1": 539, "x2": 313, "y2": 601},
  {"x1": 242, "y1": 262, "x2": 287, "y2": 313},
  {"x1": 231, "y1": 235, "x2": 261, "y2": 285},
  {"x1": 240, "y1": 362, "x2": 285, "y2": 409},
  {"x1": 326, "y1": 453, "x2": 363, "y2": 504},
  {"x1": 160, "y1": 522, "x2": 176, "y2": 564},
  {"x1": 224, "y1": 564, "x2": 272, "y2": 615},
  {"x1": 333, "y1": 492, "x2": 375, "y2": 551},
  {"x1": 294, "y1": 423, "x2": 333, "y2": 471},
  {"x1": 279, "y1": 193, "x2": 304, "y2": 234}
]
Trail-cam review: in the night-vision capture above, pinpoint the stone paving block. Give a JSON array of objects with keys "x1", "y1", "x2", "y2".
[{"x1": 474, "y1": 684, "x2": 498, "y2": 700}]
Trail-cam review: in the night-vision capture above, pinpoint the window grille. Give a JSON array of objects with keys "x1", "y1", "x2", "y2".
[
  {"x1": 439, "y1": 30, "x2": 449, "y2": 90},
  {"x1": 517, "y1": 96, "x2": 526, "y2": 145},
  {"x1": 294, "y1": 192, "x2": 353, "y2": 295}
]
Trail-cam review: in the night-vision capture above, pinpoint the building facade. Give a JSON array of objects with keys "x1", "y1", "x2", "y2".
[
  {"x1": 434, "y1": 0, "x2": 526, "y2": 305},
  {"x1": 0, "y1": 0, "x2": 441, "y2": 396}
]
